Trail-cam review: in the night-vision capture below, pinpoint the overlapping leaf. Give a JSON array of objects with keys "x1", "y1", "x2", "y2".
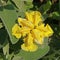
[
  {"x1": 13, "y1": 45, "x2": 49, "y2": 60},
  {"x1": 0, "y1": 2, "x2": 19, "y2": 44}
]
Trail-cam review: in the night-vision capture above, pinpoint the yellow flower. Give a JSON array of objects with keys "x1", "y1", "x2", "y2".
[
  {"x1": 12, "y1": 24, "x2": 21, "y2": 39},
  {"x1": 20, "y1": 27, "x2": 30, "y2": 37},
  {"x1": 44, "y1": 24, "x2": 54, "y2": 37},
  {"x1": 18, "y1": 18, "x2": 34, "y2": 29},
  {"x1": 21, "y1": 43, "x2": 38, "y2": 52},
  {"x1": 21, "y1": 33, "x2": 38, "y2": 52},
  {"x1": 32, "y1": 29, "x2": 44, "y2": 44},
  {"x1": 12, "y1": 11, "x2": 54, "y2": 52},
  {"x1": 25, "y1": 11, "x2": 42, "y2": 26}
]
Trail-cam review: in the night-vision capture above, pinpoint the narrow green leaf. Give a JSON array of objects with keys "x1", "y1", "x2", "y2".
[
  {"x1": 49, "y1": 12, "x2": 60, "y2": 20},
  {"x1": 8, "y1": 53, "x2": 14, "y2": 60},
  {"x1": 40, "y1": 0, "x2": 52, "y2": 14},
  {"x1": 3, "y1": 42, "x2": 9, "y2": 59}
]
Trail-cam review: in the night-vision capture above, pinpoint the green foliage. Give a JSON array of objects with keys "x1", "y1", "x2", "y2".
[
  {"x1": 3, "y1": 40, "x2": 9, "y2": 59},
  {"x1": 49, "y1": 12, "x2": 60, "y2": 20},
  {"x1": 11, "y1": 0, "x2": 33, "y2": 17},
  {"x1": 39, "y1": 0, "x2": 52, "y2": 14},
  {"x1": 0, "y1": 1, "x2": 18, "y2": 44},
  {"x1": 12, "y1": 45, "x2": 49, "y2": 60},
  {"x1": 0, "y1": 0, "x2": 59, "y2": 60}
]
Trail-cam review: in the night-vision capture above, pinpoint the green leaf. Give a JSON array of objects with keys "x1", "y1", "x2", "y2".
[
  {"x1": 22, "y1": 0, "x2": 33, "y2": 2},
  {"x1": 49, "y1": 12, "x2": 60, "y2": 20},
  {"x1": 3, "y1": 41, "x2": 9, "y2": 59},
  {"x1": 12, "y1": 56, "x2": 22, "y2": 60},
  {"x1": 8, "y1": 53, "x2": 14, "y2": 60},
  {"x1": 12, "y1": 38, "x2": 50, "y2": 60},
  {"x1": 12, "y1": 0, "x2": 33, "y2": 8},
  {"x1": 14, "y1": 45, "x2": 49, "y2": 60},
  {"x1": 12, "y1": 0, "x2": 33, "y2": 13},
  {"x1": 0, "y1": 2, "x2": 19, "y2": 44},
  {"x1": 40, "y1": 0, "x2": 52, "y2": 14}
]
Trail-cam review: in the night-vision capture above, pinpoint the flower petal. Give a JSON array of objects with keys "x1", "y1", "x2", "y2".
[
  {"x1": 21, "y1": 33, "x2": 38, "y2": 52},
  {"x1": 21, "y1": 27, "x2": 30, "y2": 37},
  {"x1": 12, "y1": 24, "x2": 21, "y2": 39},
  {"x1": 23, "y1": 33, "x2": 33, "y2": 45},
  {"x1": 35, "y1": 37, "x2": 44, "y2": 44},
  {"x1": 34, "y1": 11, "x2": 42, "y2": 26},
  {"x1": 21, "y1": 43, "x2": 38, "y2": 52},
  {"x1": 32, "y1": 29, "x2": 41, "y2": 40},
  {"x1": 25, "y1": 11, "x2": 34, "y2": 23},
  {"x1": 18, "y1": 18, "x2": 34, "y2": 29},
  {"x1": 37, "y1": 23, "x2": 45, "y2": 30},
  {"x1": 32, "y1": 29, "x2": 44, "y2": 44},
  {"x1": 44, "y1": 24, "x2": 54, "y2": 37}
]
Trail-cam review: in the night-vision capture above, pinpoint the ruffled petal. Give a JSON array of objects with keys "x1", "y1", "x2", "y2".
[
  {"x1": 44, "y1": 24, "x2": 54, "y2": 37},
  {"x1": 34, "y1": 11, "x2": 42, "y2": 26},
  {"x1": 20, "y1": 27, "x2": 30, "y2": 37},
  {"x1": 21, "y1": 43, "x2": 38, "y2": 52},
  {"x1": 25, "y1": 11, "x2": 43, "y2": 27},
  {"x1": 18, "y1": 18, "x2": 34, "y2": 29},
  {"x1": 23, "y1": 33, "x2": 33, "y2": 45},
  {"x1": 37, "y1": 23, "x2": 45, "y2": 31},
  {"x1": 21, "y1": 33, "x2": 38, "y2": 52},
  {"x1": 32, "y1": 29, "x2": 44, "y2": 44},
  {"x1": 25, "y1": 11, "x2": 34, "y2": 23},
  {"x1": 18, "y1": 18, "x2": 26, "y2": 27},
  {"x1": 12, "y1": 24, "x2": 21, "y2": 39}
]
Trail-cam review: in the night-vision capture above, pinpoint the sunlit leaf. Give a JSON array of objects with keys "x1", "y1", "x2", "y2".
[
  {"x1": 14, "y1": 44, "x2": 49, "y2": 60},
  {"x1": 12, "y1": 0, "x2": 33, "y2": 13},
  {"x1": 0, "y1": 2, "x2": 19, "y2": 44}
]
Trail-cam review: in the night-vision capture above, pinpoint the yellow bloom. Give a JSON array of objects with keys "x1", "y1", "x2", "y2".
[
  {"x1": 18, "y1": 18, "x2": 34, "y2": 29},
  {"x1": 21, "y1": 43, "x2": 38, "y2": 52},
  {"x1": 18, "y1": 18, "x2": 25, "y2": 27},
  {"x1": 20, "y1": 27, "x2": 30, "y2": 37},
  {"x1": 12, "y1": 11, "x2": 54, "y2": 52},
  {"x1": 21, "y1": 33, "x2": 38, "y2": 52},
  {"x1": 12, "y1": 24, "x2": 21, "y2": 39},
  {"x1": 32, "y1": 29, "x2": 44, "y2": 44},
  {"x1": 37, "y1": 23, "x2": 54, "y2": 37},
  {"x1": 34, "y1": 11, "x2": 42, "y2": 26},
  {"x1": 44, "y1": 24, "x2": 54, "y2": 37},
  {"x1": 25, "y1": 11, "x2": 34, "y2": 23},
  {"x1": 25, "y1": 11, "x2": 42, "y2": 26}
]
